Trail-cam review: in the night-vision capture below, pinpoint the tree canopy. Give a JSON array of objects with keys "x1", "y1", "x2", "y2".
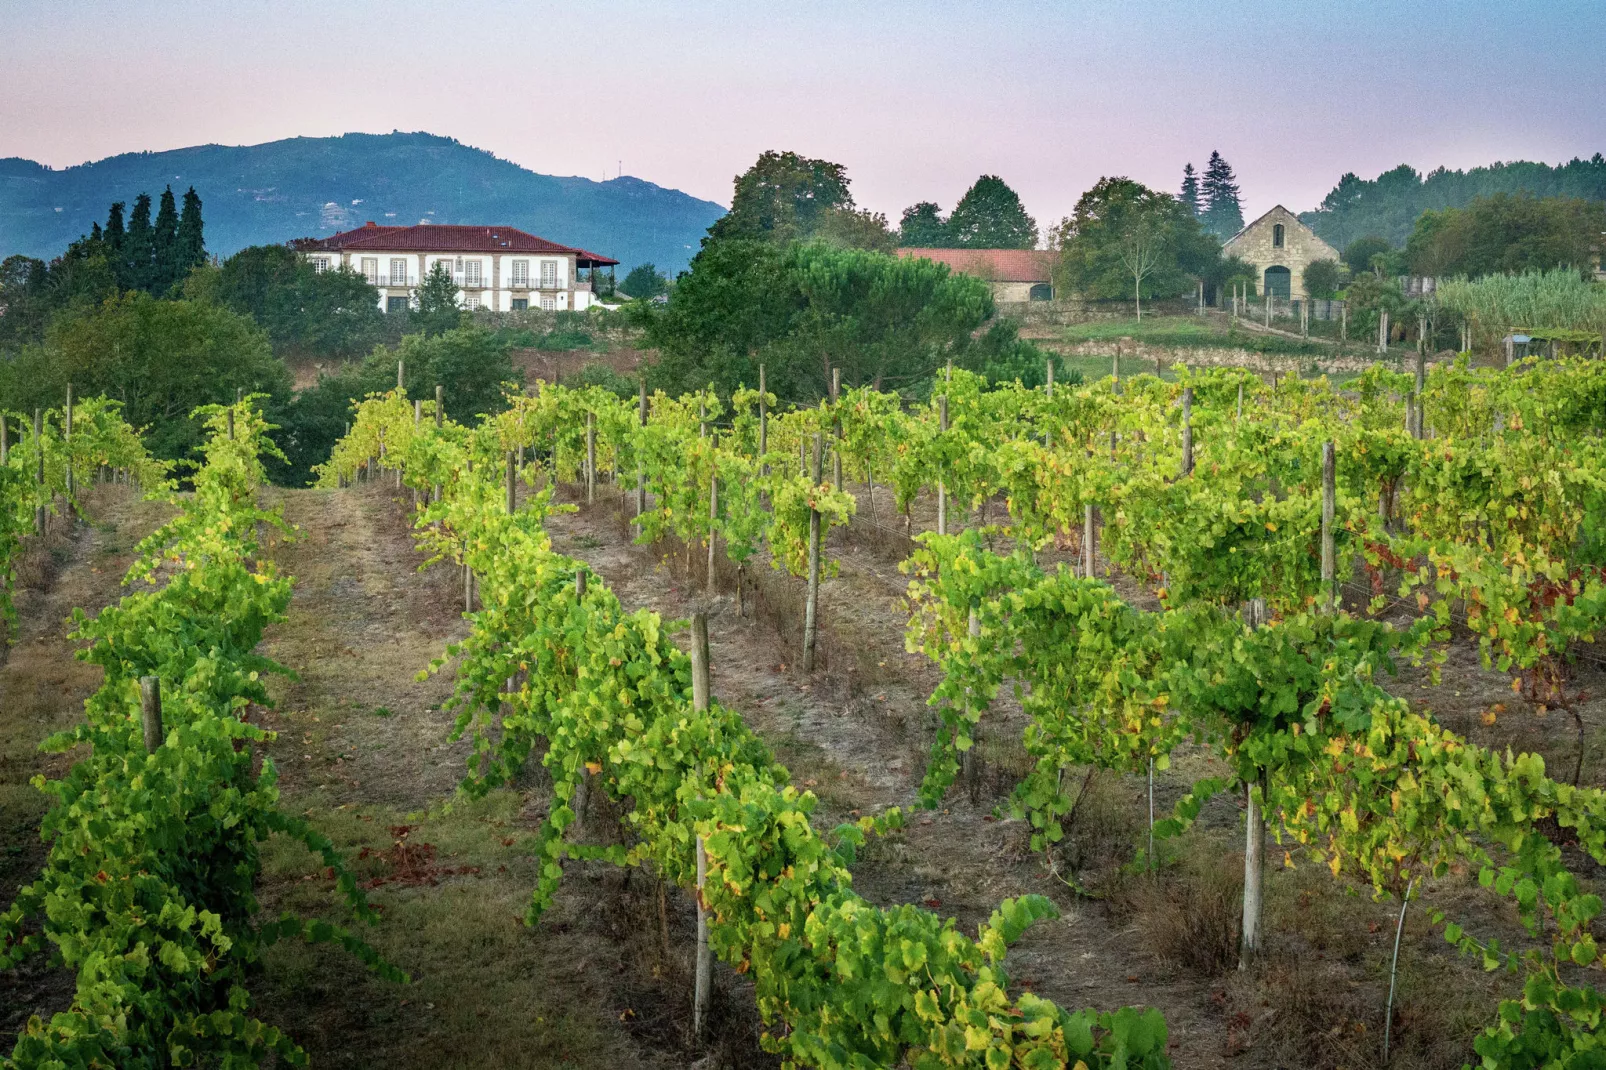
[
  {"x1": 946, "y1": 175, "x2": 1038, "y2": 249},
  {"x1": 1053, "y1": 177, "x2": 1220, "y2": 304},
  {"x1": 1300, "y1": 155, "x2": 1606, "y2": 249},
  {"x1": 706, "y1": 151, "x2": 855, "y2": 245},
  {"x1": 1199, "y1": 151, "x2": 1245, "y2": 239},
  {"x1": 1404, "y1": 193, "x2": 1606, "y2": 278},
  {"x1": 213, "y1": 244, "x2": 385, "y2": 358},
  {"x1": 620, "y1": 262, "x2": 669, "y2": 299},
  {"x1": 898, "y1": 202, "x2": 949, "y2": 246}
]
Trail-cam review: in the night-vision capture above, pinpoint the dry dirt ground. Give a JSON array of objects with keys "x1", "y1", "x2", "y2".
[{"x1": 5, "y1": 474, "x2": 1599, "y2": 1069}]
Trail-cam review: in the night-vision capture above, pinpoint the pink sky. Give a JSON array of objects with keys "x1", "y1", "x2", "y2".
[{"x1": 4, "y1": 0, "x2": 1601, "y2": 234}]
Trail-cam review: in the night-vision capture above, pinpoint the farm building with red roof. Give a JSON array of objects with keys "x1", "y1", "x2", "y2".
[{"x1": 896, "y1": 247, "x2": 1056, "y2": 303}]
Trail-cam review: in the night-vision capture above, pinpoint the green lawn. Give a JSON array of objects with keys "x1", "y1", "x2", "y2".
[{"x1": 1060, "y1": 315, "x2": 1334, "y2": 357}]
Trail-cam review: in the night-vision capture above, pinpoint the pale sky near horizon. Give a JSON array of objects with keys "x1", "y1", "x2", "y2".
[{"x1": 3, "y1": 0, "x2": 1602, "y2": 233}]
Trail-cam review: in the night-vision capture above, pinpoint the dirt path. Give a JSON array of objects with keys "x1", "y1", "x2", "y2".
[
  {"x1": 0, "y1": 487, "x2": 172, "y2": 1046},
  {"x1": 249, "y1": 483, "x2": 692, "y2": 1070}
]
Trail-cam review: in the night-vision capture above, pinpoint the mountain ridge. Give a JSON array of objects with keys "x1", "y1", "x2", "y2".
[{"x1": 0, "y1": 131, "x2": 725, "y2": 274}]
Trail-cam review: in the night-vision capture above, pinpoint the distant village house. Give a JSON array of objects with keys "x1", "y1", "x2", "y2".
[
  {"x1": 300, "y1": 223, "x2": 618, "y2": 312},
  {"x1": 1222, "y1": 207, "x2": 1339, "y2": 300},
  {"x1": 896, "y1": 248, "x2": 1057, "y2": 303}
]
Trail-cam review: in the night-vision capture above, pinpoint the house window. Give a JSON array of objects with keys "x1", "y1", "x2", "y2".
[
  {"x1": 540, "y1": 260, "x2": 558, "y2": 289},
  {"x1": 511, "y1": 259, "x2": 530, "y2": 287},
  {"x1": 511, "y1": 298, "x2": 528, "y2": 311},
  {"x1": 541, "y1": 293, "x2": 556, "y2": 311},
  {"x1": 1273, "y1": 224, "x2": 1285, "y2": 249},
  {"x1": 311, "y1": 257, "x2": 330, "y2": 273},
  {"x1": 390, "y1": 258, "x2": 408, "y2": 285},
  {"x1": 464, "y1": 292, "x2": 480, "y2": 311},
  {"x1": 386, "y1": 295, "x2": 409, "y2": 313},
  {"x1": 361, "y1": 258, "x2": 378, "y2": 285},
  {"x1": 465, "y1": 260, "x2": 482, "y2": 287}
]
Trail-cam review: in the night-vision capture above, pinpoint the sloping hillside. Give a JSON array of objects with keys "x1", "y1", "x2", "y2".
[{"x1": 0, "y1": 131, "x2": 724, "y2": 274}]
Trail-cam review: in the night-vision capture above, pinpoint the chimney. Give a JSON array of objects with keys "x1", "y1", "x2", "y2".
[{"x1": 364, "y1": 220, "x2": 377, "y2": 228}]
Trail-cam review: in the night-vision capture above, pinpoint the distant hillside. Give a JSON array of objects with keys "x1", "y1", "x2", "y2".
[
  {"x1": 1299, "y1": 155, "x2": 1606, "y2": 250},
  {"x1": 0, "y1": 131, "x2": 725, "y2": 274}
]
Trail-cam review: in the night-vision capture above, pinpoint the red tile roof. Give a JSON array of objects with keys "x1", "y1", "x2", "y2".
[
  {"x1": 897, "y1": 247, "x2": 1055, "y2": 283},
  {"x1": 309, "y1": 223, "x2": 618, "y2": 265}
]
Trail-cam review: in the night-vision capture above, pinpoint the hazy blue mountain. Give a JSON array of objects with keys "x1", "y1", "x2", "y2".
[
  {"x1": 0, "y1": 131, "x2": 725, "y2": 274},
  {"x1": 1299, "y1": 154, "x2": 1606, "y2": 249}
]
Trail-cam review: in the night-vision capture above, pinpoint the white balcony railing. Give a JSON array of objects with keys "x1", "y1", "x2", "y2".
[{"x1": 375, "y1": 274, "x2": 416, "y2": 287}]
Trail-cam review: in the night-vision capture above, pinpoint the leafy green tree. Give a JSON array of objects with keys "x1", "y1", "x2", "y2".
[
  {"x1": 1343, "y1": 235, "x2": 1392, "y2": 276},
  {"x1": 947, "y1": 175, "x2": 1037, "y2": 249},
  {"x1": 153, "y1": 186, "x2": 180, "y2": 293},
  {"x1": 175, "y1": 187, "x2": 207, "y2": 277},
  {"x1": 638, "y1": 239, "x2": 996, "y2": 398},
  {"x1": 1199, "y1": 151, "x2": 1244, "y2": 238},
  {"x1": 706, "y1": 150, "x2": 854, "y2": 244},
  {"x1": 0, "y1": 292, "x2": 290, "y2": 462},
  {"x1": 813, "y1": 207, "x2": 897, "y2": 252},
  {"x1": 620, "y1": 262, "x2": 669, "y2": 299},
  {"x1": 214, "y1": 244, "x2": 383, "y2": 359},
  {"x1": 413, "y1": 260, "x2": 463, "y2": 335},
  {"x1": 1404, "y1": 194, "x2": 1606, "y2": 278},
  {"x1": 1302, "y1": 258, "x2": 1342, "y2": 299},
  {"x1": 1054, "y1": 177, "x2": 1219, "y2": 311},
  {"x1": 1179, "y1": 163, "x2": 1201, "y2": 218},
  {"x1": 0, "y1": 256, "x2": 52, "y2": 349},
  {"x1": 898, "y1": 201, "x2": 950, "y2": 246},
  {"x1": 122, "y1": 193, "x2": 154, "y2": 292}
]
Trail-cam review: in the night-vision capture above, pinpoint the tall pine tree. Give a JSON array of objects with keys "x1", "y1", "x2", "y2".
[
  {"x1": 152, "y1": 186, "x2": 180, "y2": 293},
  {"x1": 1200, "y1": 151, "x2": 1244, "y2": 238},
  {"x1": 122, "y1": 193, "x2": 154, "y2": 293},
  {"x1": 104, "y1": 202, "x2": 126, "y2": 253},
  {"x1": 175, "y1": 187, "x2": 206, "y2": 279},
  {"x1": 1179, "y1": 163, "x2": 1201, "y2": 217}
]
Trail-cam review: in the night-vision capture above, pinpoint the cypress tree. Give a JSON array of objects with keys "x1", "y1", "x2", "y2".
[
  {"x1": 1179, "y1": 163, "x2": 1201, "y2": 217},
  {"x1": 947, "y1": 175, "x2": 1037, "y2": 249},
  {"x1": 153, "y1": 186, "x2": 179, "y2": 293},
  {"x1": 90, "y1": 222, "x2": 103, "y2": 242},
  {"x1": 175, "y1": 186, "x2": 206, "y2": 276},
  {"x1": 104, "y1": 201, "x2": 126, "y2": 252},
  {"x1": 1200, "y1": 151, "x2": 1245, "y2": 239},
  {"x1": 123, "y1": 193, "x2": 154, "y2": 292}
]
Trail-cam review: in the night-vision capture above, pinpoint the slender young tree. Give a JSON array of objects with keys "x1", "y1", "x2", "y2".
[
  {"x1": 1200, "y1": 151, "x2": 1245, "y2": 238},
  {"x1": 1179, "y1": 163, "x2": 1201, "y2": 218},
  {"x1": 152, "y1": 186, "x2": 180, "y2": 293},
  {"x1": 122, "y1": 193, "x2": 154, "y2": 293},
  {"x1": 175, "y1": 187, "x2": 206, "y2": 277}
]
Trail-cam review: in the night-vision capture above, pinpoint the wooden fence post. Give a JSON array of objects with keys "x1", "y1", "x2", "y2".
[
  {"x1": 636, "y1": 381, "x2": 648, "y2": 534},
  {"x1": 433, "y1": 386, "x2": 444, "y2": 503},
  {"x1": 586, "y1": 412, "x2": 596, "y2": 504},
  {"x1": 1082, "y1": 503, "x2": 1095, "y2": 579},
  {"x1": 506, "y1": 451, "x2": 517, "y2": 514},
  {"x1": 64, "y1": 384, "x2": 73, "y2": 502},
  {"x1": 33, "y1": 408, "x2": 44, "y2": 534},
  {"x1": 1414, "y1": 350, "x2": 1427, "y2": 439},
  {"x1": 831, "y1": 368, "x2": 843, "y2": 492},
  {"x1": 1112, "y1": 344, "x2": 1121, "y2": 389},
  {"x1": 139, "y1": 676, "x2": 163, "y2": 754},
  {"x1": 936, "y1": 396, "x2": 948, "y2": 537},
  {"x1": 1236, "y1": 380, "x2": 1244, "y2": 425},
  {"x1": 706, "y1": 470, "x2": 718, "y2": 598},
  {"x1": 1379, "y1": 310, "x2": 1390, "y2": 356},
  {"x1": 1321, "y1": 441, "x2": 1336, "y2": 612},
  {"x1": 757, "y1": 364, "x2": 768, "y2": 474},
  {"x1": 802, "y1": 435, "x2": 823, "y2": 674},
  {"x1": 690, "y1": 610, "x2": 713, "y2": 1041},
  {"x1": 1180, "y1": 387, "x2": 1194, "y2": 477}
]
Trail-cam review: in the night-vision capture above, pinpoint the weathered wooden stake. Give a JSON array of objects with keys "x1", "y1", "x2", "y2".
[
  {"x1": 757, "y1": 364, "x2": 768, "y2": 473},
  {"x1": 1321, "y1": 441, "x2": 1336, "y2": 612},
  {"x1": 506, "y1": 451, "x2": 517, "y2": 514},
  {"x1": 936, "y1": 396, "x2": 948, "y2": 537},
  {"x1": 706, "y1": 471, "x2": 718, "y2": 598},
  {"x1": 585, "y1": 412, "x2": 596, "y2": 504},
  {"x1": 1236, "y1": 380, "x2": 1244, "y2": 425},
  {"x1": 635, "y1": 381, "x2": 648, "y2": 533},
  {"x1": 139, "y1": 675, "x2": 163, "y2": 754},
  {"x1": 1, "y1": 414, "x2": 8, "y2": 466},
  {"x1": 1240, "y1": 773, "x2": 1266, "y2": 969},
  {"x1": 33, "y1": 409, "x2": 44, "y2": 534},
  {"x1": 690, "y1": 610, "x2": 713, "y2": 1039},
  {"x1": 1413, "y1": 350, "x2": 1427, "y2": 439},
  {"x1": 802, "y1": 435, "x2": 823, "y2": 674},
  {"x1": 831, "y1": 367, "x2": 843, "y2": 492},
  {"x1": 1180, "y1": 387, "x2": 1194, "y2": 477},
  {"x1": 64, "y1": 384, "x2": 74, "y2": 501},
  {"x1": 433, "y1": 385, "x2": 445, "y2": 503},
  {"x1": 464, "y1": 561, "x2": 473, "y2": 614},
  {"x1": 1082, "y1": 503, "x2": 1095, "y2": 578},
  {"x1": 1379, "y1": 310, "x2": 1390, "y2": 356}
]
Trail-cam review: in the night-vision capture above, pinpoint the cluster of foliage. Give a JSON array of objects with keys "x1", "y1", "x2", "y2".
[
  {"x1": 317, "y1": 386, "x2": 1174, "y2": 1069},
  {"x1": 619, "y1": 261, "x2": 669, "y2": 299},
  {"x1": 705, "y1": 150, "x2": 894, "y2": 252},
  {"x1": 896, "y1": 176, "x2": 1039, "y2": 250},
  {"x1": 1405, "y1": 193, "x2": 1606, "y2": 279},
  {"x1": 1302, "y1": 155, "x2": 1606, "y2": 249},
  {"x1": 1051, "y1": 178, "x2": 1222, "y2": 311},
  {"x1": 1434, "y1": 269, "x2": 1606, "y2": 339},
  {"x1": 0, "y1": 399, "x2": 395, "y2": 1067},
  {"x1": 203, "y1": 243, "x2": 388, "y2": 359},
  {"x1": 635, "y1": 237, "x2": 1052, "y2": 399},
  {"x1": 1177, "y1": 151, "x2": 1244, "y2": 240}
]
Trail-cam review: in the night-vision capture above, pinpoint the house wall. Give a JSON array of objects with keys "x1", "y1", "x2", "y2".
[
  {"x1": 1223, "y1": 207, "x2": 1340, "y2": 299},
  {"x1": 303, "y1": 249, "x2": 592, "y2": 311},
  {"x1": 991, "y1": 281, "x2": 1038, "y2": 302}
]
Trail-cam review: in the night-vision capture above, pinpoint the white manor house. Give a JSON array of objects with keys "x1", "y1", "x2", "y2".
[{"x1": 300, "y1": 222, "x2": 619, "y2": 312}]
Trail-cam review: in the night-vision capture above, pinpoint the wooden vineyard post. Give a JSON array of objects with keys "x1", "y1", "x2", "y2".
[
  {"x1": 1301, "y1": 300, "x2": 1309, "y2": 339},
  {"x1": 397, "y1": 359, "x2": 404, "y2": 393},
  {"x1": 412, "y1": 401, "x2": 422, "y2": 507},
  {"x1": 1341, "y1": 301, "x2": 1349, "y2": 343},
  {"x1": 1112, "y1": 344, "x2": 1121, "y2": 389},
  {"x1": 1240, "y1": 771, "x2": 1266, "y2": 968},
  {"x1": 1264, "y1": 293, "x2": 1271, "y2": 329},
  {"x1": 936, "y1": 396, "x2": 948, "y2": 537},
  {"x1": 506, "y1": 451, "x2": 517, "y2": 514},
  {"x1": 63, "y1": 384, "x2": 73, "y2": 502},
  {"x1": 802, "y1": 434, "x2": 823, "y2": 674},
  {"x1": 139, "y1": 676, "x2": 163, "y2": 754},
  {"x1": 33, "y1": 409, "x2": 44, "y2": 535},
  {"x1": 757, "y1": 364, "x2": 768, "y2": 475},
  {"x1": 1236, "y1": 380, "x2": 1244, "y2": 425},
  {"x1": 1180, "y1": 387, "x2": 1194, "y2": 477},
  {"x1": 961, "y1": 607, "x2": 981, "y2": 788},
  {"x1": 1082, "y1": 503, "x2": 1095, "y2": 579},
  {"x1": 1504, "y1": 334, "x2": 1515, "y2": 368},
  {"x1": 227, "y1": 408, "x2": 235, "y2": 441},
  {"x1": 831, "y1": 367, "x2": 845, "y2": 486},
  {"x1": 689, "y1": 611, "x2": 713, "y2": 1042},
  {"x1": 1321, "y1": 441, "x2": 1336, "y2": 613},
  {"x1": 635, "y1": 381, "x2": 648, "y2": 535},
  {"x1": 1379, "y1": 310, "x2": 1390, "y2": 356},
  {"x1": 571, "y1": 569, "x2": 590, "y2": 832},
  {"x1": 585, "y1": 412, "x2": 596, "y2": 505},
  {"x1": 1413, "y1": 349, "x2": 1427, "y2": 439},
  {"x1": 433, "y1": 386, "x2": 444, "y2": 504},
  {"x1": 706, "y1": 469, "x2": 718, "y2": 598},
  {"x1": 464, "y1": 559, "x2": 474, "y2": 614},
  {"x1": 1, "y1": 413, "x2": 8, "y2": 467},
  {"x1": 1043, "y1": 358, "x2": 1054, "y2": 446}
]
